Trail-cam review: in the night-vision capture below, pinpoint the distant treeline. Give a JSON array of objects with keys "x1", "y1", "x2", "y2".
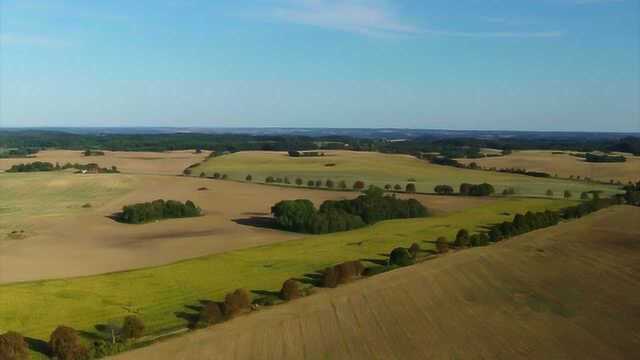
[
  {"x1": 6, "y1": 161, "x2": 119, "y2": 173},
  {"x1": 0, "y1": 147, "x2": 38, "y2": 158},
  {"x1": 117, "y1": 200, "x2": 201, "y2": 224},
  {"x1": 6, "y1": 161, "x2": 56, "y2": 172},
  {"x1": 379, "y1": 135, "x2": 640, "y2": 156},
  {"x1": 584, "y1": 153, "x2": 626, "y2": 163},
  {"x1": 1, "y1": 130, "x2": 638, "y2": 156},
  {"x1": 271, "y1": 186, "x2": 428, "y2": 234}
]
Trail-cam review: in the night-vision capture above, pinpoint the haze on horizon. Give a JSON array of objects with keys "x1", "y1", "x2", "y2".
[{"x1": 0, "y1": 0, "x2": 638, "y2": 132}]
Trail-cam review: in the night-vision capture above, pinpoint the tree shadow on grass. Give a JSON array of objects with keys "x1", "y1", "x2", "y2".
[
  {"x1": 25, "y1": 337, "x2": 49, "y2": 357},
  {"x1": 361, "y1": 258, "x2": 388, "y2": 266},
  {"x1": 231, "y1": 216, "x2": 279, "y2": 230},
  {"x1": 175, "y1": 310, "x2": 200, "y2": 329},
  {"x1": 251, "y1": 290, "x2": 280, "y2": 297}
]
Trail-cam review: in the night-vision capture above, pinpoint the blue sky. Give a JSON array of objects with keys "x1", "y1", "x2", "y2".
[{"x1": 0, "y1": 0, "x2": 638, "y2": 131}]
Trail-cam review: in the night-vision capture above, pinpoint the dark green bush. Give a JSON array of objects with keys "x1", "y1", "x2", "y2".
[
  {"x1": 434, "y1": 185, "x2": 454, "y2": 195},
  {"x1": 121, "y1": 315, "x2": 145, "y2": 341},
  {"x1": 389, "y1": 247, "x2": 414, "y2": 266},
  {"x1": 455, "y1": 229, "x2": 470, "y2": 247}
]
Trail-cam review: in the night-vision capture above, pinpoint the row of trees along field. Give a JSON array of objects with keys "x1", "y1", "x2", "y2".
[
  {"x1": 0, "y1": 315, "x2": 145, "y2": 360},
  {"x1": 117, "y1": 200, "x2": 201, "y2": 224},
  {"x1": 6, "y1": 161, "x2": 119, "y2": 173},
  {"x1": 2, "y1": 188, "x2": 636, "y2": 359},
  {"x1": 271, "y1": 186, "x2": 428, "y2": 234}
]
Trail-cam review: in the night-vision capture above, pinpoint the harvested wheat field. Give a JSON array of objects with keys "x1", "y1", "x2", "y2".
[
  {"x1": 458, "y1": 150, "x2": 640, "y2": 184},
  {"x1": 0, "y1": 149, "x2": 207, "y2": 175},
  {"x1": 115, "y1": 205, "x2": 640, "y2": 360},
  {"x1": 0, "y1": 172, "x2": 496, "y2": 283}
]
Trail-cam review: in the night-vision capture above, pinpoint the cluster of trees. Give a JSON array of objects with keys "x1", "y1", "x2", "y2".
[
  {"x1": 6, "y1": 161, "x2": 56, "y2": 172},
  {"x1": 117, "y1": 199, "x2": 201, "y2": 224},
  {"x1": 272, "y1": 186, "x2": 428, "y2": 234},
  {"x1": 6, "y1": 161, "x2": 119, "y2": 173},
  {"x1": 197, "y1": 288, "x2": 252, "y2": 327},
  {"x1": 459, "y1": 183, "x2": 495, "y2": 196},
  {"x1": 0, "y1": 147, "x2": 38, "y2": 159},
  {"x1": 384, "y1": 183, "x2": 418, "y2": 193},
  {"x1": 451, "y1": 197, "x2": 622, "y2": 250},
  {"x1": 264, "y1": 176, "x2": 366, "y2": 191},
  {"x1": 584, "y1": 152, "x2": 626, "y2": 163},
  {"x1": 321, "y1": 261, "x2": 365, "y2": 288},
  {"x1": 434, "y1": 185, "x2": 454, "y2": 195},
  {"x1": 288, "y1": 151, "x2": 325, "y2": 157},
  {"x1": 83, "y1": 149, "x2": 105, "y2": 156},
  {"x1": 495, "y1": 168, "x2": 552, "y2": 178},
  {"x1": 0, "y1": 316, "x2": 146, "y2": 360},
  {"x1": 623, "y1": 181, "x2": 640, "y2": 206},
  {"x1": 63, "y1": 163, "x2": 119, "y2": 173}
]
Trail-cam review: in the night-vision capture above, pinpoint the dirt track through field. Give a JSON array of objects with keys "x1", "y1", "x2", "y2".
[{"x1": 113, "y1": 205, "x2": 640, "y2": 360}]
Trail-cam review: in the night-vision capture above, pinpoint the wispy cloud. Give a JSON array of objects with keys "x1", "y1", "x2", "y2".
[
  {"x1": 266, "y1": 0, "x2": 419, "y2": 37},
  {"x1": 258, "y1": 0, "x2": 563, "y2": 39},
  {"x1": 0, "y1": 33, "x2": 71, "y2": 48}
]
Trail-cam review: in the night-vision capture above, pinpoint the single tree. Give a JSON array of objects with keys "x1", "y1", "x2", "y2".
[
  {"x1": 0, "y1": 331, "x2": 29, "y2": 360},
  {"x1": 280, "y1": 279, "x2": 303, "y2": 301},
  {"x1": 405, "y1": 183, "x2": 417, "y2": 193},
  {"x1": 121, "y1": 315, "x2": 145, "y2": 341},
  {"x1": 435, "y1": 237, "x2": 449, "y2": 253},
  {"x1": 49, "y1": 326, "x2": 89, "y2": 360},
  {"x1": 353, "y1": 180, "x2": 366, "y2": 191}
]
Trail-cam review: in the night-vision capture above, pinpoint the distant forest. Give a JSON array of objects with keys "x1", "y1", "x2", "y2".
[{"x1": 0, "y1": 130, "x2": 638, "y2": 156}]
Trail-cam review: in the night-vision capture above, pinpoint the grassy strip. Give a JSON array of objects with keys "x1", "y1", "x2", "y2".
[{"x1": 0, "y1": 198, "x2": 571, "y2": 355}]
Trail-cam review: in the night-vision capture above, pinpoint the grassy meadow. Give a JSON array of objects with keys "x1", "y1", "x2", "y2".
[
  {"x1": 0, "y1": 172, "x2": 137, "y2": 230},
  {"x1": 0, "y1": 197, "x2": 572, "y2": 346},
  {"x1": 191, "y1": 151, "x2": 621, "y2": 198}
]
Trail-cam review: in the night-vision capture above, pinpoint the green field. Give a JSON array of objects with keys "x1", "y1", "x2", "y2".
[
  {"x1": 191, "y1": 151, "x2": 621, "y2": 198},
  {"x1": 0, "y1": 172, "x2": 136, "y2": 230},
  {"x1": 0, "y1": 197, "x2": 572, "y2": 348}
]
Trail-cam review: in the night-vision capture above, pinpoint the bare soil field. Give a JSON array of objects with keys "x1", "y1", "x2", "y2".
[
  {"x1": 114, "y1": 205, "x2": 640, "y2": 360},
  {"x1": 458, "y1": 150, "x2": 640, "y2": 183},
  {"x1": 0, "y1": 149, "x2": 206, "y2": 175},
  {"x1": 0, "y1": 173, "x2": 493, "y2": 283}
]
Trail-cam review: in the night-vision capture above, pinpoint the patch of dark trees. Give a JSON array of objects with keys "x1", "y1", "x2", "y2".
[
  {"x1": 0, "y1": 147, "x2": 38, "y2": 159},
  {"x1": 6, "y1": 161, "x2": 56, "y2": 172},
  {"x1": 83, "y1": 149, "x2": 105, "y2": 156},
  {"x1": 6, "y1": 161, "x2": 119, "y2": 173},
  {"x1": 623, "y1": 182, "x2": 640, "y2": 206},
  {"x1": 459, "y1": 183, "x2": 495, "y2": 196},
  {"x1": 3, "y1": 130, "x2": 639, "y2": 156},
  {"x1": 117, "y1": 199, "x2": 202, "y2": 224},
  {"x1": 288, "y1": 150, "x2": 325, "y2": 157},
  {"x1": 584, "y1": 152, "x2": 626, "y2": 163},
  {"x1": 271, "y1": 186, "x2": 428, "y2": 234}
]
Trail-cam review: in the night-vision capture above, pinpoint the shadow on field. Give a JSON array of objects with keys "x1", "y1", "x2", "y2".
[
  {"x1": 25, "y1": 337, "x2": 49, "y2": 357},
  {"x1": 292, "y1": 271, "x2": 324, "y2": 286},
  {"x1": 232, "y1": 216, "x2": 279, "y2": 230},
  {"x1": 251, "y1": 290, "x2": 280, "y2": 297},
  {"x1": 361, "y1": 258, "x2": 388, "y2": 266}
]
